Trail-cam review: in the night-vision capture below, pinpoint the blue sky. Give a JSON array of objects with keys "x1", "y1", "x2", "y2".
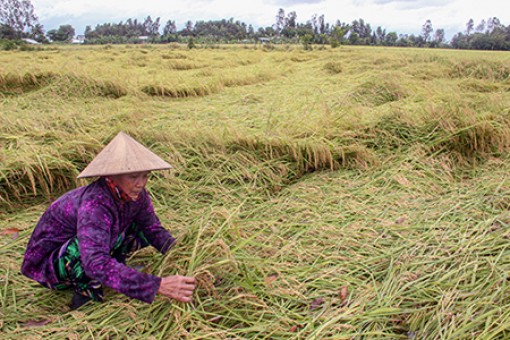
[{"x1": 31, "y1": 0, "x2": 509, "y2": 41}]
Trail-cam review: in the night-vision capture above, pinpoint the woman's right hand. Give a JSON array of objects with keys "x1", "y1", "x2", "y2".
[{"x1": 157, "y1": 275, "x2": 196, "y2": 303}]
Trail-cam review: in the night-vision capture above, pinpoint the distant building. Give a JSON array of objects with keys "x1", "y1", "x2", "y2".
[
  {"x1": 22, "y1": 38, "x2": 40, "y2": 45},
  {"x1": 258, "y1": 37, "x2": 272, "y2": 44},
  {"x1": 72, "y1": 35, "x2": 85, "y2": 44}
]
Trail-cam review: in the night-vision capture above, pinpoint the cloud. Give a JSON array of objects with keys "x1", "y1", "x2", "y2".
[
  {"x1": 372, "y1": 0, "x2": 418, "y2": 3},
  {"x1": 366, "y1": 0, "x2": 445, "y2": 9},
  {"x1": 271, "y1": 0, "x2": 325, "y2": 5}
]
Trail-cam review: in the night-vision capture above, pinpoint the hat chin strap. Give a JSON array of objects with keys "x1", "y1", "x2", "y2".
[{"x1": 104, "y1": 177, "x2": 136, "y2": 203}]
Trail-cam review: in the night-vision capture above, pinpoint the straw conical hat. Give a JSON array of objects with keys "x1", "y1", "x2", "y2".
[{"x1": 77, "y1": 132, "x2": 172, "y2": 178}]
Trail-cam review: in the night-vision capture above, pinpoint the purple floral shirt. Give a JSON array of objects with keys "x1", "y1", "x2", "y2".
[{"x1": 21, "y1": 177, "x2": 175, "y2": 303}]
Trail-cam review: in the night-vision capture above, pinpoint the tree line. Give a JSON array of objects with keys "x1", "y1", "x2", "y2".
[{"x1": 1, "y1": 0, "x2": 509, "y2": 51}]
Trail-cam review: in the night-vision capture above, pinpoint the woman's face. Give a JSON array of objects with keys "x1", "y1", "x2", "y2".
[{"x1": 111, "y1": 171, "x2": 149, "y2": 201}]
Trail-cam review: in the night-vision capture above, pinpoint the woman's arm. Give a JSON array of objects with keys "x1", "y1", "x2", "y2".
[
  {"x1": 134, "y1": 190, "x2": 176, "y2": 254},
  {"x1": 77, "y1": 201, "x2": 162, "y2": 303}
]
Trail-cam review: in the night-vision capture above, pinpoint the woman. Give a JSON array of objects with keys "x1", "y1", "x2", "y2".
[{"x1": 21, "y1": 132, "x2": 195, "y2": 309}]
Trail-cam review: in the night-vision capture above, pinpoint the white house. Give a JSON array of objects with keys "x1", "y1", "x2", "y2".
[
  {"x1": 72, "y1": 35, "x2": 85, "y2": 44},
  {"x1": 22, "y1": 38, "x2": 40, "y2": 44}
]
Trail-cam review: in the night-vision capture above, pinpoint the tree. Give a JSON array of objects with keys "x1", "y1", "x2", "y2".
[
  {"x1": 421, "y1": 19, "x2": 433, "y2": 43},
  {"x1": 451, "y1": 32, "x2": 472, "y2": 49},
  {"x1": 475, "y1": 19, "x2": 485, "y2": 33},
  {"x1": 310, "y1": 14, "x2": 318, "y2": 34},
  {"x1": 275, "y1": 8, "x2": 285, "y2": 35},
  {"x1": 433, "y1": 28, "x2": 445, "y2": 45},
  {"x1": 143, "y1": 15, "x2": 160, "y2": 36},
  {"x1": 375, "y1": 26, "x2": 386, "y2": 45},
  {"x1": 142, "y1": 15, "x2": 152, "y2": 35},
  {"x1": 0, "y1": 0, "x2": 41, "y2": 39},
  {"x1": 180, "y1": 20, "x2": 194, "y2": 36},
  {"x1": 408, "y1": 33, "x2": 425, "y2": 47},
  {"x1": 317, "y1": 14, "x2": 325, "y2": 35},
  {"x1": 486, "y1": 17, "x2": 501, "y2": 33},
  {"x1": 163, "y1": 20, "x2": 176, "y2": 35},
  {"x1": 330, "y1": 22, "x2": 348, "y2": 47},
  {"x1": 192, "y1": 18, "x2": 248, "y2": 42},
  {"x1": 31, "y1": 23, "x2": 46, "y2": 42},
  {"x1": 466, "y1": 18, "x2": 474, "y2": 35},
  {"x1": 47, "y1": 24, "x2": 75, "y2": 42},
  {"x1": 350, "y1": 18, "x2": 371, "y2": 44},
  {"x1": 0, "y1": 23, "x2": 15, "y2": 39},
  {"x1": 285, "y1": 11, "x2": 297, "y2": 29},
  {"x1": 348, "y1": 32, "x2": 359, "y2": 45},
  {"x1": 300, "y1": 33, "x2": 313, "y2": 50},
  {"x1": 384, "y1": 32, "x2": 398, "y2": 46},
  {"x1": 247, "y1": 24, "x2": 254, "y2": 39}
]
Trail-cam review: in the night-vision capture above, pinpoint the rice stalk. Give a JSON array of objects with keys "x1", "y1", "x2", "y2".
[{"x1": 350, "y1": 76, "x2": 408, "y2": 106}]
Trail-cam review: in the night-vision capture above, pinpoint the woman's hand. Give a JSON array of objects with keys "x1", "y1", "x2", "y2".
[{"x1": 157, "y1": 275, "x2": 196, "y2": 303}]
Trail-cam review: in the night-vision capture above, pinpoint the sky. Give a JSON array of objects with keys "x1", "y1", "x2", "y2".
[{"x1": 31, "y1": 0, "x2": 509, "y2": 41}]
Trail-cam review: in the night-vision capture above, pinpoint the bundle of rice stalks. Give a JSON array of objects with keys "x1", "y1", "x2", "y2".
[
  {"x1": 161, "y1": 53, "x2": 188, "y2": 60},
  {"x1": 141, "y1": 81, "x2": 221, "y2": 98},
  {"x1": 350, "y1": 77, "x2": 408, "y2": 106},
  {"x1": 229, "y1": 135, "x2": 374, "y2": 175},
  {"x1": 448, "y1": 59, "x2": 510, "y2": 81},
  {"x1": 0, "y1": 72, "x2": 56, "y2": 96},
  {"x1": 426, "y1": 109, "x2": 510, "y2": 163},
  {"x1": 0, "y1": 72, "x2": 127, "y2": 99},
  {"x1": 365, "y1": 111, "x2": 422, "y2": 150},
  {"x1": 0, "y1": 148, "x2": 78, "y2": 206},
  {"x1": 53, "y1": 75, "x2": 127, "y2": 99},
  {"x1": 323, "y1": 61, "x2": 343, "y2": 74},
  {"x1": 220, "y1": 71, "x2": 275, "y2": 88},
  {"x1": 167, "y1": 61, "x2": 205, "y2": 70},
  {"x1": 289, "y1": 53, "x2": 318, "y2": 63},
  {"x1": 458, "y1": 79, "x2": 503, "y2": 93},
  {"x1": 363, "y1": 103, "x2": 510, "y2": 165},
  {"x1": 0, "y1": 132, "x2": 104, "y2": 207}
]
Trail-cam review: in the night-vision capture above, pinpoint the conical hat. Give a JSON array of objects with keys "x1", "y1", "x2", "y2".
[{"x1": 77, "y1": 132, "x2": 172, "y2": 178}]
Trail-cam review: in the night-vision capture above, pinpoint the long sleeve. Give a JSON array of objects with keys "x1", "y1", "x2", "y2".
[
  {"x1": 77, "y1": 200, "x2": 162, "y2": 303},
  {"x1": 134, "y1": 190, "x2": 176, "y2": 254}
]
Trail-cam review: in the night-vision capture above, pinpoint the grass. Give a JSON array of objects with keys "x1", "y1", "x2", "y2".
[{"x1": 1, "y1": 43, "x2": 510, "y2": 338}]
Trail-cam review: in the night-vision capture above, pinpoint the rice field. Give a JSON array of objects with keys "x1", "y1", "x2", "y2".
[{"x1": 1, "y1": 43, "x2": 510, "y2": 339}]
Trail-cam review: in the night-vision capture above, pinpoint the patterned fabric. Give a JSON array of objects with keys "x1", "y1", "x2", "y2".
[
  {"x1": 50, "y1": 223, "x2": 151, "y2": 301},
  {"x1": 21, "y1": 177, "x2": 176, "y2": 303}
]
